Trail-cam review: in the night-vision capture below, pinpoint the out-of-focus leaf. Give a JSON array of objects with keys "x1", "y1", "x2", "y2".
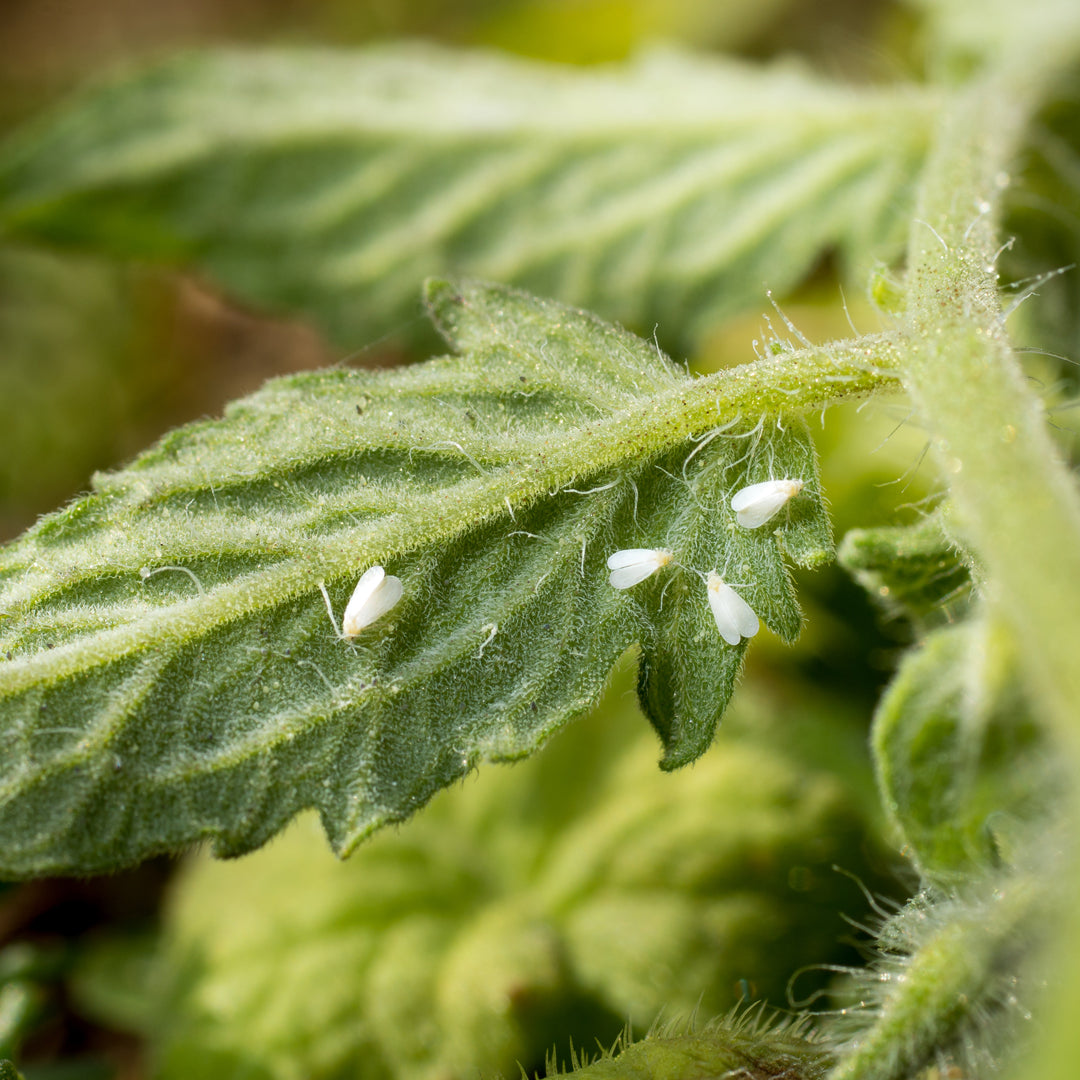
[
  {"x1": 0, "y1": 45, "x2": 933, "y2": 350},
  {"x1": 0, "y1": 945, "x2": 67, "y2": 986},
  {"x1": 0, "y1": 278, "x2": 848, "y2": 877},
  {"x1": 838, "y1": 511, "x2": 972, "y2": 626},
  {"x1": 477, "y1": 0, "x2": 798, "y2": 63},
  {"x1": 0, "y1": 981, "x2": 42, "y2": 1063},
  {"x1": 0, "y1": 246, "x2": 150, "y2": 537},
  {"x1": 904, "y1": 0, "x2": 1080, "y2": 74},
  {"x1": 74, "y1": 666, "x2": 886, "y2": 1080},
  {"x1": 67, "y1": 934, "x2": 161, "y2": 1039},
  {"x1": 1001, "y1": 74, "x2": 1080, "y2": 372},
  {"x1": 872, "y1": 616, "x2": 1054, "y2": 884}
]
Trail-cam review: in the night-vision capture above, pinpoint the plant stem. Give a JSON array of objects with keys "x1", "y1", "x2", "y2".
[
  {"x1": 902, "y1": 77, "x2": 1080, "y2": 746},
  {"x1": 871, "y1": 76, "x2": 1080, "y2": 1080}
]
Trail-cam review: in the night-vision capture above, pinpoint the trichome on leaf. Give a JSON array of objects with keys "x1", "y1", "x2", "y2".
[{"x1": 0, "y1": 278, "x2": 832, "y2": 877}]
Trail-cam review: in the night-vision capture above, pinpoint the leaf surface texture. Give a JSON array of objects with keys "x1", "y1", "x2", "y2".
[
  {"x1": 0, "y1": 46, "x2": 933, "y2": 347},
  {"x1": 0, "y1": 279, "x2": 831, "y2": 875}
]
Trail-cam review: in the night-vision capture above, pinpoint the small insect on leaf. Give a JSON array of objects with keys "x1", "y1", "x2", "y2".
[
  {"x1": 730, "y1": 479, "x2": 804, "y2": 529},
  {"x1": 342, "y1": 565, "x2": 403, "y2": 637},
  {"x1": 607, "y1": 549, "x2": 674, "y2": 590},
  {"x1": 706, "y1": 572, "x2": 759, "y2": 646}
]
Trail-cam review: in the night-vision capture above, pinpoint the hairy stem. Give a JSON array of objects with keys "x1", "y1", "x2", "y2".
[
  {"x1": 839, "y1": 75, "x2": 1080, "y2": 1080},
  {"x1": 829, "y1": 878, "x2": 1041, "y2": 1080},
  {"x1": 902, "y1": 79, "x2": 1080, "y2": 737}
]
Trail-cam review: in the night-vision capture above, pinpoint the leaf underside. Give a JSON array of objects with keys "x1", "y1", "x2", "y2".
[
  {"x1": 0, "y1": 279, "x2": 831, "y2": 877},
  {"x1": 0, "y1": 45, "x2": 932, "y2": 349}
]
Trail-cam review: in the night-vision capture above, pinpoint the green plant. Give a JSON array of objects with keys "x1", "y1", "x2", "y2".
[{"x1": 2, "y1": 0, "x2": 1080, "y2": 1076}]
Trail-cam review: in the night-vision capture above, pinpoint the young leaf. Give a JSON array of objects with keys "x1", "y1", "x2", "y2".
[
  {"x1": 872, "y1": 616, "x2": 1054, "y2": 885},
  {"x1": 557, "y1": 1020, "x2": 832, "y2": 1080},
  {"x1": 838, "y1": 511, "x2": 972, "y2": 627},
  {"x1": 0, "y1": 46, "x2": 933, "y2": 349},
  {"x1": 0, "y1": 279, "x2": 840, "y2": 877}
]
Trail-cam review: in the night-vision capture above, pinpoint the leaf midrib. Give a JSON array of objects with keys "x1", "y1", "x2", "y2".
[{"x1": 0, "y1": 338, "x2": 900, "y2": 695}]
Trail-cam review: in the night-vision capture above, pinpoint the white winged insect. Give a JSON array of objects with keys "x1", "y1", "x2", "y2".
[
  {"x1": 730, "y1": 478, "x2": 804, "y2": 529},
  {"x1": 607, "y1": 548, "x2": 673, "y2": 590},
  {"x1": 706, "y1": 571, "x2": 759, "y2": 646},
  {"x1": 342, "y1": 565, "x2": 403, "y2": 636}
]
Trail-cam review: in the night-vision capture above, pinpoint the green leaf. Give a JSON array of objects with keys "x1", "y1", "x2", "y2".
[
  {"x1": 0, "y1": 1062, "x2": 24, "y2": 1080},
  {"x1": 0, "y1": 981, "x2": 42, "y2": 1063},
  {"x1": 871, "y1": 616, "x2": 1053, "y2": 884},
  {"x1": 68, "y1": 934, "x2": 162, "y2": 1039},
  {"x1": 838, "y1": 511, "x2": 972, "y2": 627},
  {"x1": 636, "y1": 425, "x2": 829, "y2": 770},
  {"x1": 556, "y1": 1019, "x2": 832, "y2": 1080},
  {"x1": 82, "y1": 668, "x2": 884, "y2": 1080},
  {"x1": 0, "y1": 246, "x2": 149, "y2": 534},
  {"x1": 0, "y1": 45, "x2": 933, "y2": 349},
  {"x1": 1000, "y1": 74, "x2": 1080, "y2": 365},
  {"x1": 0, "y1": 278, "x2": 840, "y2": 877}
]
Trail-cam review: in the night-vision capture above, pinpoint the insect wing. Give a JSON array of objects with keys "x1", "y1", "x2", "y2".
[
  {"x1": 607, "y1": 549, "x2": 668, "y2": 590},
  {"x1": 731, "y1": 479, "x2": 804, "y2": 528},
  {"x1": 707, "y1": 574, "x2": 760, "y2": 645},
  {"x1": 343, "y1": 565, "x2": 402, "y2": 635},
  {"x1": 357, "y1": 574, "x2": 403, "y2": 628}
]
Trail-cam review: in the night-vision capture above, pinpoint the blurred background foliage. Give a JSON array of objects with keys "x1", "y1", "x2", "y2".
[
  {"x1": 0, "y1": 0, "x2": 920, "y2": 540},
  {"x1": 1, "y1": 0, "x2": 1073, "y2": 1077},
  {"x1": 66, "y1": 662, "x2": 896, "y2": 1080}
]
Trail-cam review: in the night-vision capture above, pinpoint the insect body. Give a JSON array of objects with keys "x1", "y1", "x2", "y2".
[
  {"x1": 342, "y1": 565, "x2": 403, "y2": 636},
  {"x1": 730, "y1": 479, "x2": 804, "y2": 529},
  {"x1": 706, "y1": 572, "x2": 759, "y2": 645},
  {"x1": 606, "y1": 548, "x2": 673, "y2": 589}
]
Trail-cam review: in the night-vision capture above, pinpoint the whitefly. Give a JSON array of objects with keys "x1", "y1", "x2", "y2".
[
  {"x1": 730, "y1": 478, "x2": 804, "y2": 529},
  {"x1": 606, "y1": 548, "x2": 673, "y2": 590},
  {"x1": 706, "y1": 571, "x2": 759, "y2": 646},
  {"x1": 342, "y1": 565, "x2": 403, "y2": 636}
]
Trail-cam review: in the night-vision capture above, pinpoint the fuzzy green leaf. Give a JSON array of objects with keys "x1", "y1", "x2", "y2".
[
  {"x1": 558, "y1": 1022, "x2": 832, "y2": 1080},
  {"x1": 0, "y1": 45, "x2": 933, "y2": 348},
  {"x1": 636, "y1": 426, "x2": 827, "y2": 769},
  {"x1": 872, "y1": 617, "x2": 1053, "y2": 884},
  {"x1": 838, "y1": 512, "x2": 972, "y2": 627},
  {"x1": 0, "y1": 278, "x2": 837, "y2": 877}
]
